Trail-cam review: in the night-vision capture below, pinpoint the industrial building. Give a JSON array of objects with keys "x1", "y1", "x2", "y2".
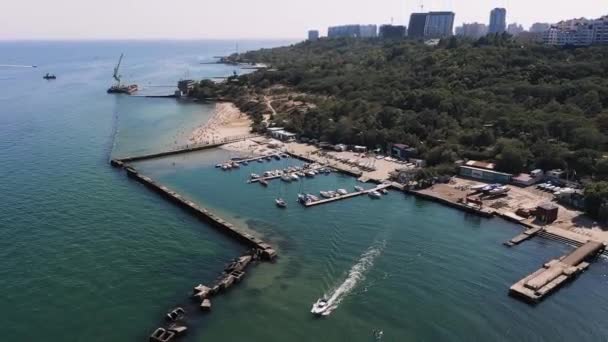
[{"x1": 459, "y1": 166, "x2": 512, "y2": 183}]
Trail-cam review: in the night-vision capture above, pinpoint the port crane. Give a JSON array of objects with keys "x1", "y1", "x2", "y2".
[
  {"x1": 107, "y1": 53, "x2": 138, "y2": 94},
  {"x1": 112, "y1": 53, "x2": 124, "y2": 86}
]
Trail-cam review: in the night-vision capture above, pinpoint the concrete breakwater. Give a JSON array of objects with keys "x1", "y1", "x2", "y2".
[
  {"x1": 117, "y1": 134, "x2": 259, "y2": 164},
  {"x1": 119, "y1": 164, "x2": 277, "y2": 259},
  {"x1": 111, "y1": 158, "x2": 277, "y2": 341}
]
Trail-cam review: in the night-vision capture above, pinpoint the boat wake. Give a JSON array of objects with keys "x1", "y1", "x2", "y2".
[
  {"x1": 316, "y1": 240, "x2": 386, "y2": 316},
  {"x1": 0, "y1": 64, "x2": 37, "y2": 68}
]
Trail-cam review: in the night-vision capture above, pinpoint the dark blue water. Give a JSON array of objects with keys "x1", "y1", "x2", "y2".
[{"x1": 1, "y1": 40, "x2": 608, "y2": 342}]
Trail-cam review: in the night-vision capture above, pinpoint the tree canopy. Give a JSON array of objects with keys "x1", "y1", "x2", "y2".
[{"x1": 204, "y1": 36, "x2": 608, "y2": 179}]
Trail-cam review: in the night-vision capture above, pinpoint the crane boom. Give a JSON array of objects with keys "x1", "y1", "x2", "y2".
[{"x1": 113, "y1": 53, "x2": 124, "y2": 84}]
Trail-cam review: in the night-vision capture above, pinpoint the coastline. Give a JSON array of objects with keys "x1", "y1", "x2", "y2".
[{"x1": 189, "y1": 102, "x2": 253, "y2": 145}]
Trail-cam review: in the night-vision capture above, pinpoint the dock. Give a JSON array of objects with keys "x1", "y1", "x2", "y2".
[
  {"x1": 509, "y1": 241, "x2": 605, "y2": 303},
  {"x1": 248, "y1": 164, "x2": 328, "y2": 183},
  {"x1": 304, "y1": 184, "x2": 391, "y2": 207},
  {"x1": 114, "y1": 134, "x2": 258, "y2": 164},
  {"x1": 504, "y1": 227, "x2": 543, "y2": 247}
]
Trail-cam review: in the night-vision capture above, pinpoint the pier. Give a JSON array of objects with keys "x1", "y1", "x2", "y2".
[
  {"x1": 510, "y1": 241, "x2": 605, "y2": 303},
  {"x1": 123, "y1": 166, "x2": 277, "y2": 259},
  {"x1": 115, "y1": 134, "x2": 258, "y2": 163},
  {"x1": 304, "y1": 184, "x2": 392, "y2": 207},
  {"x1": 248, "y1": 164, "x2": 328, "y2": 183},
  {"x1": 504, "y1": 227, "x2": 543, "y2": 247}
]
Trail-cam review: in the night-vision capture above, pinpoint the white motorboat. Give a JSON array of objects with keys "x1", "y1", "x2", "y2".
[
  {"x1": 215, "y1": 164, "x2": 222, "y2": 168},
  {"x1": 296, "y1": 172, "x2": 306, "y2": 177},
  {"x1": 281, "y1": 175, "x2": 292, "y2": 182},
  {"x1": 380, "y1": 188, "x2": 388, "y2": 195},
  {"x1": 307, "y1": 194, "x2": 320, "y2": 201},
  {"x1": 250, "y1": 173, "x2": 260, "y2": 179},
  {"x1": 337, "y1": 189, "x2": 348, "y2": 195},
  {"x1": 368, "y1": 191, "x2": 382, "y2": 199},
  {"x1": 320, "y1": 191, "x2": 333, "y2": 199},
  {"x1": 275, "y1": 198, "x2": 287, "y2": 208},
  {"x1": 290, "y1": 174, "x2": 300, "y2": 181},
  {"x1": 489, "y1": 186, "x2": 510, "y2": 195},
  {"x1": 306, "y1": 171, "x2": 316, "y2": 178},
  {"x1": 354, "y1": 185, "x2": 364, "y2": 192},
  {"x1": 231, "y1": 162, "x2": 240, "y2": 168},
  {"x1": 311, "y1": 298, "x2": 329, "y2": 316}
]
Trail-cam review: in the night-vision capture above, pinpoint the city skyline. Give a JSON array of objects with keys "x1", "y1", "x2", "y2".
[{"x1": 1, "y1": 0, "x2": 606, "y2": 40}]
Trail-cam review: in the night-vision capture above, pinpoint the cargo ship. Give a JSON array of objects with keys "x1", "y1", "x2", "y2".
[{"x1": 107, "y1": 53, "x2": 138, "y2": 95}]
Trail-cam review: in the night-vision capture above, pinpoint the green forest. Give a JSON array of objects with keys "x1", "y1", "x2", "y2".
[{"x1": 230, "y1": 35, "x2": 608, "y2": 179}]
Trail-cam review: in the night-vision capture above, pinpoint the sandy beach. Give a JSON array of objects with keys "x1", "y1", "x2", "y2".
[{"x1": 189, "y1": 102, "x2": 253, "y2": 145}]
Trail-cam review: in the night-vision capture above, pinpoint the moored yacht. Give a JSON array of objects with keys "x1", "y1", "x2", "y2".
[{"x1": 368, "y1": 190, "x2": 382, "y2": 199}]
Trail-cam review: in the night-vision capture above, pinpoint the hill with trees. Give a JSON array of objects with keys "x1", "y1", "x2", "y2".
[{"x1": 195, "y1": 35, "x2": 608, "y2": 183}]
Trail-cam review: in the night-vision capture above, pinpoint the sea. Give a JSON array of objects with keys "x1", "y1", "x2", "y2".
[{"x1": 1, "y1": 40, "x2": 608, "y2": 342}]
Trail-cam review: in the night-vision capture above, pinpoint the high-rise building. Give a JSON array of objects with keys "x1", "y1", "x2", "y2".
[
  {"x1": 530, "y1": 23, "x2": 551, "y2": 33},
  {"x1": 408, "y1": 11, "x2": 455, "y2": 39},
  {"x1": 379, "y1": 25, "x2": 407, "y2": 39},
  {"x1": 489, "y1": 8, "x2": 507, "y2": 34},
  {"x1": 327, "y1": 25, "x2": 377, "y2": 39},
  {"x1": 455, "y1": 22, "x2": 488, "y2": 39},
  {"x1": 359, "y1": 25, "x2": 378, "y2": 38},
  {"x1": 408, "y1": 13, "x2": 428, "y2": 38},
  {"x1": 425, "y1": 12, "x2": 456, "y2": 38},
  {"x1": 308, "y1": 30, "x2": 319, "y2": 41},
  {"x1": 543, "y1": 16, "x2": 608, "y2": 46},
  {"x1": 507, "y1": 23, "x2": 525, "y2": 36}
]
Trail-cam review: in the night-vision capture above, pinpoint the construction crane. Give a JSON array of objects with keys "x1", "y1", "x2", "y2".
[{"x1": 112, "y1": 53, "x2": 124, "y2": 86}]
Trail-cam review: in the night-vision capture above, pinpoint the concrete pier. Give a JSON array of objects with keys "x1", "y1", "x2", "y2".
[
  {"x1": 123, "y1": 166, "x2": 276, "y2": 260},
  {"x1": 304, "y1": 184, "x2": 392, "y2": 207},
  {"x1": 504, "y1": 227, "x2": 543, "y2": 247},
  {"x1": 115, "y1": 134, "x2": 258, "y2": 164},
  {"x1": 510, "y1": 241, "x2": 605, "y2": 303}
]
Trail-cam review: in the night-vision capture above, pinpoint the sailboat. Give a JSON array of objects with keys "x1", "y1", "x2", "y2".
[{"x1": 276, "y1": 177, "x2": 287, "y2": 208}]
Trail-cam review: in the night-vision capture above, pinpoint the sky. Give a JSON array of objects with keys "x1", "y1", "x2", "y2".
[{"x1": 0, "y1": 0, "x2": 606, "y2": 40}]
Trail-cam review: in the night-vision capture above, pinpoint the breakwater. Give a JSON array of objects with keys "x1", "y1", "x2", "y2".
[
  {"x1": 120, "y1": 164, "x2": 276, "y2": 259},
  {"x1": 116, "y1": 134, "x2": 259, "y2": 163},
  {"x1": 111, "y1": 158, "x2": 277, "y2": 341}
]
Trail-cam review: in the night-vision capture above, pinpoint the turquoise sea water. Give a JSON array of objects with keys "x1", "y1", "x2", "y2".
[{"x1": 2, "y1": 40, "x2": 608, "y2": 342}]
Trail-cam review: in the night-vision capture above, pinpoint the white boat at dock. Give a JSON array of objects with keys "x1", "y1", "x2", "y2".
[
  {"x1": 368, "y1": 191, "x2": 382, "y2": 199},
  {"x1": 337, "y1": 189, "x2": 348, "y2": 195},
  {"x1": 354, "y1": 185, "x2": 364, "y2": 192},
  {"x1": 250, "y1": 173, "x2": 260, "y2": 179},
  {"x1": 380, "y1": 188, "x2": 388, "y2": 195},
  {"x1": 320, "y1": 191, "x2": 336, "y2": 199},
  {"x1": 290, "y1": 174, "x2": 300, "y2": 181},
  {"x1": 281, "y1": 175, "x2": 292, "y2": 182},
  {"x1": 306, "y1": 171, "x2": 316, "y2": 178}
]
